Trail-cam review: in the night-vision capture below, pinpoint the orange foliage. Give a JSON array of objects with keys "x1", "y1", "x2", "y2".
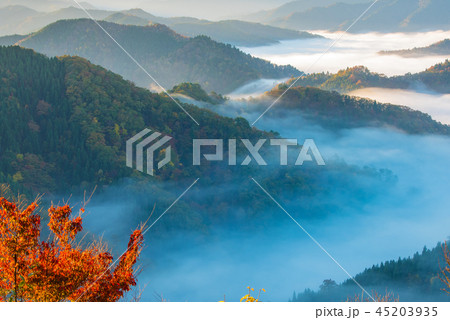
[
  {"x1": 439, "y1": 242, "x2": 450, "y2": 294},
  {"x1": 0, "y1": 196, "x2": 143, "y2": 302}
]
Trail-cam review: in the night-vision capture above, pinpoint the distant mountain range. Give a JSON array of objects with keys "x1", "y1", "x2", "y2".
[
  {"x1": 12, "y1": 19, "x2": 300, "y2": 93},
  {"x1": 288, "y1": 61, "x2": 450, "y2": 94},
  {"x1": 0, "y1": 45, "x2": 400, "y2": 228},
  {"x1": 104, "y1": 11, "x2": 320, "y2": 47},
  {"x1": 2, "y1": 45, "x2": 448, "y2": 202},
  {"x1": 243, "y1": 0, "x2": 365, "y2": 23},
  {"x1": 379, "y1": 39, "x2": 450, "y2": 58},
  {"x1": 0, "y1": 5, "x2": 320, "y2": 46},
  {"x1": 0, "y1": 5, "x2": 112, "y2": 36},
  {"x1": 0, "y1": 0, "x2": 96, "y2": 11},
  {"x1": 244, "y1": 0, "x2": 450, "y2": 33}
]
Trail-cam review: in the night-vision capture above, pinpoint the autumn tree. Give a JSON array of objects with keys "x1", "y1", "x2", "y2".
[
  {"x1": 0, "y1": 194, "x2": 143, "y2": 302},
  {"x1": 440, "y1": 242, "x2": 450, "y2": 294}
]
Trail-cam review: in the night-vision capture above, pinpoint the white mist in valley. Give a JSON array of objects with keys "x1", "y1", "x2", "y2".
[
  {"x1": 228, "y1": 78, "x2": 287, "y2": 99},
  {"x1": 79, "y1": 101, "x2": 450, "y2": 301},
  {"x1": 240, "y1": 30, "x2": 450, "y2": 76},
  {"x1": 73, "y1": 30, "x2": 450, "y2": 302},
  {"x1": 349, "y1": 88, "x2": 450, "y2": 125}
]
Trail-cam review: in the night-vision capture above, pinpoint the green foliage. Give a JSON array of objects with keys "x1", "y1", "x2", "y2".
[
  {"x1": 169, "y1": 82, "x2": 227, "y2": 105},
  {"x1": 286, "y1": 61, "x2": 450, "y2": 94},
  {"x1": 292, "y1": 242, "x2": 448, "y2": 302},
  {"x1": 265, "y1": 86, "x2": 450, "y2": 135},
  {"x1": 0, "y1": 46, "x2": 271, "y2": 195},
  {"x1": 379, "y1": 39, "x2": 450, "y2": 57},
  {"x1": 0, "y1": 46, "x2": 405, "y2": 231},
  {"x1": 19, "y1": 19, "x2": 301, "y2": 93}
]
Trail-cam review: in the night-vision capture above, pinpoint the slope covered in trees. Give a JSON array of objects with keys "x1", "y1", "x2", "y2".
[
  {"x1": 0, "y1": 45, "x2": 276, "y2": 194},
  {"x1": 168, "y1": 82, "x2": 227, "y2": 105},
  {"x1": 291, "y1": 242, "x2": 449, "y2": 302},
  {"x1": 0, "y1": 45, "x2": 406, "y2": 233},
  {"x1": 17, "y1": 19, "x2": 300, "y2": 93},
  {"x1": 258, "y1": 0, "x2": 450, "y2": 33},
  {"x1": 379, "y1": 39, "x2": 450, "y2": 58},
  {"x1": 104, "y1": 11, "x2": 320, "y2": 47},
  {"x1": 0, "y1": 5, "x2": 320, "y2": 47},
  {"x1": 263, "y1": 84, "x2": 450, "y2": 134},
  {"x1": 290, "y1": 61, "x2": 450, "y2": 94}
]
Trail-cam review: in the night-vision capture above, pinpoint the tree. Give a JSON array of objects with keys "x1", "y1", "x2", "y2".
[
  {"x1": 0, "y1": 194, "x2": 143, "y2": 302},
  {"x1": 440, "y1": 242, "x2": 450, "y2": 294}
]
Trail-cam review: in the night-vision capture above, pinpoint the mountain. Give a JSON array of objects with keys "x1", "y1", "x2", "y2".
[
  {"x1": 260, "y1": 84, "x2": 450, "y2": 134},
  {"x1": 0, "y1": 5, "x2": 113, "y2": 36},
  {"x1": 290, "y1": 61, "x2": 450, "y2": 94},
  {"x1": 0, "y1": 34, "x2": 25, "y2": 46},
  {"x1": 291, "y1": 242, "x2": 449, "y2": 302},
  {"x1": 164, "y1": 19, "x2": 319, "y2": 47},
  {"x1": 0, "y1": 5, "x2": 39, "y2": 36},
  {"x1": 0, "y1": 45, "x2": 398, "y2": 233},
  {"x1": 265, "y1": 0, "x2": 450, "y2": 33},
  {"x1": 104, "y1": 12, "x2": 321, "y2": 47},
  {"x1": 379, "y1": 39, "x2": 450, "y2": 58},
  {"x1": 242, "y1": 0, "x2": 365, "y2": 23},
  {"x1": 168, "y1": 82, "x2": 227, "y2": 105},
  {"x1": 103, "y1": 12, "x2": 150, "y2": 26},
  {"x1": 0, "y1": 0, "x2": 96, "y2": 11},
  {"x1": 135, "y1": 0, "x2": 288, "y2": 20},
  {"x1": 17, "y1": 19, "x2": 300, "y2": 93},
  {"x1": 0, "y1": 45, "x2": 272, "y2": 195},
  {"x1": 0, "y1": 5, "x2": 320, "y2": 46}
]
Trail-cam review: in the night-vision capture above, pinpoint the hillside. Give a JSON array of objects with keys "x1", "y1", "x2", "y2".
[
  {"x1": 262, "y1": 85, "x2": 450, "y2": 134},
  {"x1": 0, "y1": 45, "x2": 403, "y2": 234},
  {"x1": 379, "y1": 39, "x2": 450, "y2": 58},
  {"x1": 264, "y1": 0, "x2": 450, "y2": 33},
  {"x1": 0, "y1": 34, "x2": 25, "y2": 46},
  {"x1": 17, "y1": 19, "x2": 300, "y2": 93},
  {"x1": 0, "y1": 45, "x2": 275, "y2": 195},
  {"x1": 289, "y1": 61, "x2": 450, "y2": 94},
  {"x1": 157, "y1": 19, "x2": 319, "y2": 47},
  {"x1": 0, "y1": 0, "x2": 96, "y2": 11},
  {"x1": 242, "y1": 0, "x2": 365, "y2": 22},
  {"x1": 104, "y1": 11, "x2": 321, "y2": 47},
  {"x1": 168, "y1": 82, "x2": 227, "y2": 105},
  {"x1": 0, "y1": 5, "x2": 113, "y2": 36},
  {"x1": 291, "y1": 242, "x2": 449, "y2": 302},
  {"x1": 0, "y1": 5, "x2": 320, "y2": 47}
]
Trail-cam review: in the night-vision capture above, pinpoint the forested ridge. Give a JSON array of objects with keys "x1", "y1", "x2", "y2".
[
  {"x1": 16, "y1": 19, "x2": 301, "y2": 93},
  {"x1": 263, "y1": 85, "x2": 450, "y2": 134},
  {"x1": 0, "y1": 45, "x2": 273, "y2": 195},
  {"x1": 292, "y1": 242, "x2": 450, "y2": 302},
  {"x1": 379, "y1": 39, "x2": 450, "y2": 57},
  {"x1": 0, "y1": 46, "x2": 403, "y2": 232},
  {"x1": 289, "y1": 61, "x2": 450, "y2": 94}
]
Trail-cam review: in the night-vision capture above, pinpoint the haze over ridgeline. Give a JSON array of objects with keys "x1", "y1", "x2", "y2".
[
  {"x1": 244, "y1": 0, "x2": 450, "y2": 33},
  {"x1": 2, "y1": 46, "x2": 450, "y2": 302},
  {"x1": 285, "y1": 61, "x2": 450, "y2": 94},
  {"x1": 0, "y1": 5, "x2": 320, "y2": 46},
  {"x1": 379, "y1": 39, "x2": 450, "y2": 58},
  {"x1": 1, "y1": 0, "x2": 450, "y2": 303},
  {"x1": 8, "y1": 19, "x2": 301, "y2": 93}
]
